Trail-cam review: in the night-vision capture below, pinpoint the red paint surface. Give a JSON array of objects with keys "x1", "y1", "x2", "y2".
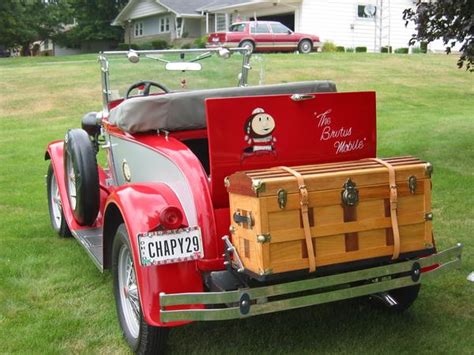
[{"x1": 206, "y1": 91, "x2": 377, "y2": 207}]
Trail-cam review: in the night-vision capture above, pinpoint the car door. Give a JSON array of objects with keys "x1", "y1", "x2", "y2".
[
  {"x1": 249, "y1": 22, "x2": 273, "y2": 51},
  {"x1": 270, "y1": 23, "x2": 299, "y2": 51}
]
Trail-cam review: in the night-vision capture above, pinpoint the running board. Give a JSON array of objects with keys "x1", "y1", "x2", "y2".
[{"x1": 72, "y1": 228, "x2": 104, "y2": 271}]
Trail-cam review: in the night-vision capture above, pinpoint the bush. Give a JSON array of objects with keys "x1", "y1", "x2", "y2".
[
  {"x1": 336, "y1": 46, "x2": 345, "y2": 52},
  {"x1": 420, "y1": 41, "x2": 428, "y2": 53},
  {"x1": 411, "y1": 46, "x2": 425, "y2": 54},
  {"x1": 181, "y1": 43, "x2": 191, "y2": 49},
  {"x1": 116, "y1": 43, "x2": 139, "y2": 50},
  {"x1": 355, "y1": 46, "x2": 367, "y2": 53},
  {"x1": 322, "y1": 41, "x2": 337, "y2": 52},
  {"x1": 381, "y1": 46, "x2": 392, "y2": 53},
  {"x1": 346, "y1": 47, "x2": 354, "y2": 53},
  {"x1": 139, "y1": 42, "x2": 153, "y2": 50},
  {"x1": 394, "y1": 47, "x2": 409, "y2": 54},
  {"x1": 151, "y1": 39, "x2": 169, "y2": 49},
  {"x1": 193, "y1": 35, "x2": 208, "y2": 49}
]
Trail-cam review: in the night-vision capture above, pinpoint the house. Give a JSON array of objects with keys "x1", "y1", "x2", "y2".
[{"x1": 112, "y1": 0, "x2": 447, "y2": 52}]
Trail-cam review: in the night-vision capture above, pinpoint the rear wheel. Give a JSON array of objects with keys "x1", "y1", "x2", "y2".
[
  {"x1": 46, "y1": 163, "x2": 71, "y2": 237},
  {"x1": 63, "y1": 128, "x2": 99, "y2": 226},
  {"x1": 112, "y1": 224, "x2": 169, "y2": 354},
  {"x1": 239, "y1": 40, "x2": 255, "y2": 54},
  {"x1": 298, "y1": 39, "x2": 313, "y2": 54}
]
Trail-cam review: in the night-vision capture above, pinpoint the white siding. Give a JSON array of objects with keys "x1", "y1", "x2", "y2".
[
  {"x1": 299, "y1": 0, "x2": 418, "y2": 52},
  {"x1": 129, "y1": 0, "x2": 167, "y2": 19}
]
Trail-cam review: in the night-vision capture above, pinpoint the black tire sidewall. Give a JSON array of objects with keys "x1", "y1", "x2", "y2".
[
  {"x1": 63, "y1": 129, "x2": 99, "y2": 226},
  {"x1": 112, "y1": 225, "x2": 169, "y2": 354},
  {"x1": 112, "y1": 225, "x2": 141, "y2": 350},
  {"x1": 46, "y1": 163, "x2": 71, "y2": 237}
]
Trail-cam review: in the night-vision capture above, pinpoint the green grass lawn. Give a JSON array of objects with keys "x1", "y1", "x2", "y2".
[{"x1": 0, "y1": 52, "x2": 472, "y2": 354}]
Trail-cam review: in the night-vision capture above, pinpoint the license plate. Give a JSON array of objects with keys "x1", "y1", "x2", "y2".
[
  {"x1": 138, "y1": 226, "x2": 203, "y2": 267},
  {"x1": 212, "y1": 37, "x2": 219, "y2": 42}
]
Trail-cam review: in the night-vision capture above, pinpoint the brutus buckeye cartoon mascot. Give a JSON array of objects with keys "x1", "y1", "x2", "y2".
[{"x1": 243, "y1": 108, "x2": 277, "y2": 154}]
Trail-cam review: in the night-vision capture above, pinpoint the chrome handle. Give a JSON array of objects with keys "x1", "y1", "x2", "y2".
[{"x1": 291, "y1": 94, "x2": 315, "y2": 101}]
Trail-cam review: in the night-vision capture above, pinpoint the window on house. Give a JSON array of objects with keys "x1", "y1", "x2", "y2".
[
  {"x1": 250, "y1": 23, "x2": 270, "y2": 34},
  {"x1": 357, "y1": 4, "x2": 377, "y2": 18},
  {"x1": 134, "y1": 22, "x2": 144, "y2": 37},
  {"x1": 159, "y1": 16, "x2": 170, "y2": 33}
]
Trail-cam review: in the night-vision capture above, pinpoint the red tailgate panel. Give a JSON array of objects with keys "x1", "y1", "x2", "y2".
[{"x1": 206, "y1": 92, "x2": 376, "y2": 207}]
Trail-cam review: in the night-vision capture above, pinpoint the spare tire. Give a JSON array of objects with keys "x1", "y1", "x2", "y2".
[{"x1": 63, "y1": 128, "x2": 100, "y2": 226}]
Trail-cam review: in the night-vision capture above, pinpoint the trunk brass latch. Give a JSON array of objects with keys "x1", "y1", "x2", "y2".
[
  {"x1": 341, "y1": 178, "x2": 359, "y2": 206},
  {"x1": 277, "y1": 189, "x2": 287, "y2": 209},
  {"x1": 408, "y1": 175, "x2": 417, "y2": 194},
  {"x1": 233, "y1": 210, "x2": 254, "y2": 228}
]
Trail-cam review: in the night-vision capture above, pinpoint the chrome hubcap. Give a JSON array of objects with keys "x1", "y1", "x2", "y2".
[
  {"x1": 50, "y1": 172, "x2": 62, "y2": 230},
  {"x1": 66, "y1": 155, "x2": 77, "y2": 210},
  {"x1": 118, "y1": 244, "x2": 140, "y2": 338}
]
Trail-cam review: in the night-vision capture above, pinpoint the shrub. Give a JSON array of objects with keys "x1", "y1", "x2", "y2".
[
  {"x1": 346, "y1": 47, "x2": 354, "y2": 53},
  {"x1": 355, "y1": 46, "x2": 367, "y2": 53},
  {"x1": 394, "y1": 47, "x2": 409, "y2": 54},
  {"x1": 139, "y1": 42, "x2": 153, "y2": 50},
  {"x1": 336, "y1": 46, "x2": 345, "y2": 52},
  {"x1": 193, "y1": 35, "x2": 208, "y2": 49},
  {"x1": 181, "y1": 43, "x2": 191, "y2": 49},
  {"x1": 151, "y1": 39, "x2": 169, "y2": 49},
  {"x1": 322, "y1": 41, "x2": 337, "y2": 52},
  {"x1": 420, "y1": 41, "x2": 428, "y2": 53},
  {"x1": 117, "y1": 43, "x2": 139, "y2": 50},
  {"x1": 381, "y1": 46, "x2": 392, "y2": 53},
  {"x1": 412, "y1": 46, "x2": 425, "y2": 54}
]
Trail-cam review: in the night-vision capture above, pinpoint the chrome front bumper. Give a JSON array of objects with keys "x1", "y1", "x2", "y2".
[{"x1": 160, "y1": 244, "x2": 462, "y2": 323}]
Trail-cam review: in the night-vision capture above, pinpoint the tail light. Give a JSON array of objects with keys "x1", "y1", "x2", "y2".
[{"x1": 160, "y1": 206, "x2": 183, "y2": 230}]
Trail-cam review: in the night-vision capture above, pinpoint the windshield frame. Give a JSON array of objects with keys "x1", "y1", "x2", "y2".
[{"x1": 98, "y1": 47, "x2": 252, "y2": 114}]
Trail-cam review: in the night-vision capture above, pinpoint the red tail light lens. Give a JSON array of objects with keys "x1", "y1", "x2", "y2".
[{"x1": 160, "y1": 206, "x2": 183, "y2": 230}]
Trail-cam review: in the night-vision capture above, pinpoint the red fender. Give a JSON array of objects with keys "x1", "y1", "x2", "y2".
[
  {"x1": 45, "y1": 140, "x2": 108, "y2": 232},
  {"x1": 105, "y1": 184, "x2": 204, "y2": 327}
]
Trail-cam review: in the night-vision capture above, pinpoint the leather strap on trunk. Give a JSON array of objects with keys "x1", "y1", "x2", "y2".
[
  {"x1": 279, "y1": 166, "x2": 316, "y2": 272},
  {"x1": 371, "y1": 158, "x2": 401, "y2": 260}
]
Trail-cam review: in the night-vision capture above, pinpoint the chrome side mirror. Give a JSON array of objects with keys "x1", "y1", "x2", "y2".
[
  {"x1": 217, "y1": 47, "x2": 231, "y2": 59},
  {"x1": 127, "y1": 50, "x2": 140, "y2": 63}
]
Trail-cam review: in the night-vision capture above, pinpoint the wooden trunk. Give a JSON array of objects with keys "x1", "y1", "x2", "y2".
[{"x1": 226, "y1": 156, "x2": 434, "y2": 277}]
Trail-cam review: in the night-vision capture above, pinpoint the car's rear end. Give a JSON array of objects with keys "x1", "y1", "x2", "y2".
[{"x1": 206, "y1": 23, "x2": 248, "y2": 49}]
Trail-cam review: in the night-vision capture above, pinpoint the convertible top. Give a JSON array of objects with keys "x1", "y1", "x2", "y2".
[{"x1": 108, "y1": 81, "x2": 337, "y2": 133}]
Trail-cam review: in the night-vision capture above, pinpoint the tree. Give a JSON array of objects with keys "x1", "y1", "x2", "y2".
[
  {"x1": 0, "y1": 0, "x2": 71, "y2": 55},
  {"x1": 56, "y1": 0, "x2": 128, "y2": 48},
  {"x1": 403, "y1": 0, "x2": 474, "y2": 72}
]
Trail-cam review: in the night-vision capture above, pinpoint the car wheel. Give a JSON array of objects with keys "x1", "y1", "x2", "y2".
[
  {"x1": 63, "y1": 128, "x2": 99, "y2": 226},
  {"x1": 298, "y1": 39, "x2": 313, "y2": 54},
  {"x1": 112, "y1": 224, "x2": 169, "y2": 354},
  {"x1": 46, "y1": 163, "x2": 72, "y2": 237},
  {"x1": 239, "y1": 40, "x2": 255, "y2": 54},
  {"x1": 371, "y1": 284, "x2": 421, "y2": 312}
]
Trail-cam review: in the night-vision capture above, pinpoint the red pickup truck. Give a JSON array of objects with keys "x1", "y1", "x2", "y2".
[{"x1": 207, "y1": 21, "x2": 321, "y2": 54}]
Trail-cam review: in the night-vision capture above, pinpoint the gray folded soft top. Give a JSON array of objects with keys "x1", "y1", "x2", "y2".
[{"x1": 108, "y1": 81, "x2": 337, "y2": 133}]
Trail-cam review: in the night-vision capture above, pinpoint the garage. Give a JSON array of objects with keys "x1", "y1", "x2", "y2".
[{"x1": 251, "y1": 12, "x2": 295, "y2": 31}]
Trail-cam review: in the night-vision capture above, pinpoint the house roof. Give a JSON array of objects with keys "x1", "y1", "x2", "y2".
[{"x1": 113, "y1": 0, "x2": 253, "y2": 25}]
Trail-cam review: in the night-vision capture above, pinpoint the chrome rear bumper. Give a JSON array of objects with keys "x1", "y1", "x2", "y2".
[{"x1": 160, "y1": 244, "x2": 462, "y2": 322}]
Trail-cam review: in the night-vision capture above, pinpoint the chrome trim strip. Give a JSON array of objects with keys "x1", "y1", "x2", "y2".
[{"x1": 160, "y1": 244, "x2": 462, "y2": 322}]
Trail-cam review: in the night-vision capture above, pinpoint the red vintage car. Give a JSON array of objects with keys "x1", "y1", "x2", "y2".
[
  {"x1": 45, "y1": 48, "x2": 461, "y2": 354},
  {"x1": 207, "y1": 21, "x2": 321, "y2": 54}
]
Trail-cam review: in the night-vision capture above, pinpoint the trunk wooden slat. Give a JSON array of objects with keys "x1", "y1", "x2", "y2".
[{"x1": 226, "y1": 157, "x2": 434, "y2": 277}]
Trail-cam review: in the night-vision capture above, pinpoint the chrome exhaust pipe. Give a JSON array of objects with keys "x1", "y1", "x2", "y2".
[{"x1": 371, "y1": 292, "x2": 399, "y2": 307}]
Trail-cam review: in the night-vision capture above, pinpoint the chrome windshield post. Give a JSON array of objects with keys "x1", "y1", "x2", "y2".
[
  {"x1": 239, "y1": 49, "x2": 251, "y2": 87},
  {"x1": 98, "y1": 53, "x2": 110, "y2": 115}
]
